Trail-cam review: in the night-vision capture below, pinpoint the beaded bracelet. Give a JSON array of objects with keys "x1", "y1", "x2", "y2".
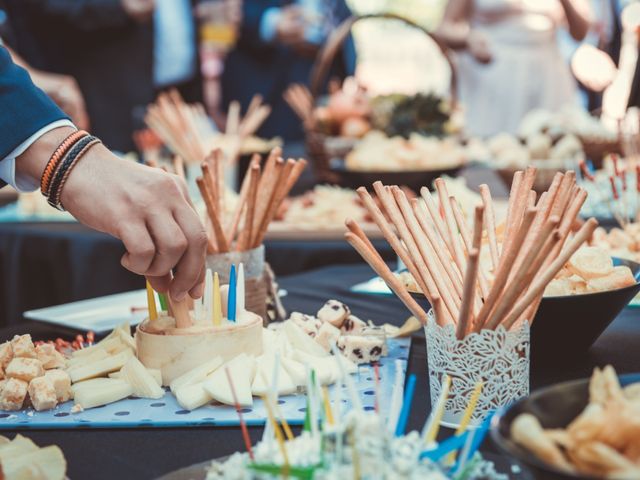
[
  {"x1": 46, "y1": 135, "x2": 100, "y2": 210},
  {"x1": 40, "y1": 130, "x2": 88, "y2": 195}
]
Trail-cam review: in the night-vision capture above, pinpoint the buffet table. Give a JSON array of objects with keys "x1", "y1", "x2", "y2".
[{"x1": 0, "y1": 264, "x2": 638, "y2": 479}]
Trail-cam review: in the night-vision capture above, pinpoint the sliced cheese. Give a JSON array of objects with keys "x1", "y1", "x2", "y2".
[{"x1": 203, "y1": 354, "x2": 254, "y2": 407}]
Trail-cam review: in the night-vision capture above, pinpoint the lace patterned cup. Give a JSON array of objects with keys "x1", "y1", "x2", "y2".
[{"x1": 424, "y1": 311, "x2": 530, "y2": 428}]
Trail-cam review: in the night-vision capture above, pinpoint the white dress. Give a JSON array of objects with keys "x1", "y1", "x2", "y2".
[{"x1": 458, "y1": 0, "x2": 579, "y2": 137}]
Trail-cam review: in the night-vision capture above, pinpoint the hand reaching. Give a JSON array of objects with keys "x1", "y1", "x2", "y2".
[{"x1": 17, "y1": 127, "x2": 207, "y2": 301}]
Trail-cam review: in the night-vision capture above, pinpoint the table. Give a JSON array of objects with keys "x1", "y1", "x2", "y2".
[
  {"x1": 0, "y1": 164, "x2": 505, "y2": 328},
  {"x1": 0, "y1": 222, "x2": 396, "y2": 327},
  {"x1": 1, "y1": 264, "x2": 638, "y2": 479}
]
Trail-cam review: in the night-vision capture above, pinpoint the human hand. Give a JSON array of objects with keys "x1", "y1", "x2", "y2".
[
  {"x1": 121, "y1": 0, "x2": 155, "y2": 22},
  {"x1": 17, "y1": 127, "x2": 207, "y2": 300},
  {"x1": 468, "y1": 30, "x2": 492, "y2": 64},
  {"x1": 31, "y1": 72, "x2": 90, "y2": 130}
]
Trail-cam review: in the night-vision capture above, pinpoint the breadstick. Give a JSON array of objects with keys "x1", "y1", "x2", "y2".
[
  {"x1": 472, "y1": 207, "x2": 537, "y2": 332},
  {"x1": 420, "y1": 187, "x2": 451, "y2": 246},
  {"x1": 168, "y1": 296, "x2": 192, "y2": 329},
  {"x1": 202, "y1": 161, "x2": 218, "y2": 210},
  {"x1": 345, "y1": 232, "x2": 430, "y2": 325},
  {"x1": 238, "y1": 164, "x2": 260, "y2": 251},
  {"x1": 412, "y1": 198, "x2": 463, "y2": 297},
  {"x1": 392, "y1": 187, "x2": 462, "y2": 315},
  {"x1": 227, "y1": 159, "x2": 254, "y2": 244},
  {"x1": 479, "y1": 184, "x2": 500, "y2": 269},
  {"x1": 456, "y1": 249, "x2": 480, "y2": 339},
  {"x1": 197, "y1": 177, "x2": 230, "y2": 253},
  {"x1": 345, "y1": 219, "x2": 376, "y2": 253},
  {"x1": 251, "y1": 158, "x2": 283, "y2": 244},
  {"x1": 253, "y1": 159, "x2": 295, "y2": 246},
  {"x1": 483, "y1": 214, "x2": 559, "y2": 331},
  {"x1": 503, "y1": 171, "x2": 523, "y2": 249},
  {"x1": 284, "y1": 158, "x2": 307, "y2": 192},
  {"x1": 449, "y1": 197, "x2": 489, "y2": 300},
  {"x1": 501, "y1": 218, "x2": 599, "y2": 330},
  {"x1": 434, "y1": 178, "x2": 466, "y2": 277},
  {"x1": 356, "y1": 187, "x2": 434, "y2": 309},
  {"x1": 375, "y1": 183, "x2": 458, "y2": 322}
]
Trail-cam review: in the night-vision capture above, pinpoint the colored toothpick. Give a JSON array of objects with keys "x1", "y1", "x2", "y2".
[
  {"x1": 146, "y1": 280, "x2": 158, "y2": 321},
  {"x1": 261, "y1": 394, "x2": 289, "y2": 468},
  {"x1": 422, "y1": 375, "x2": 451, "y2": 445},
  {"x1": 204, "y1": 269, "x2": 213, "y2": 323},
  {"x1": 395, "y1": 374, "x2": 417, "y2": 436},
  {"x1": 228, "y1": 265, "x2": 237, "y2": 322},
  {"x1": 213, "y1": 272, "x2": 222, "y2": 325},
  {"x1": 225, "y1": 366, "x2": 254, "y2": 460},
  {"x1": 322, "y1": 386, "x2": 334, "y2": 426},
  {"x1": 237, "y1": 263, "x2": 246, "y2": 314},
  {"x1": 158, "y1": 293, "x2": 168, "y2": 312},
  {"x1": 455, "y1": 382, "x2": 483, "y2": 435}
]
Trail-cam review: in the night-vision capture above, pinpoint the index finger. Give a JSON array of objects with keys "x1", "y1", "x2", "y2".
[{"x1": 169, "y1": 204, "x2": 208, "y2": 300}]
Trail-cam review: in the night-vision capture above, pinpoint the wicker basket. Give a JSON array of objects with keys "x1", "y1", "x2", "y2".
[{"x1": 303, "y1": 13, "x2": 459, "y2": 183}]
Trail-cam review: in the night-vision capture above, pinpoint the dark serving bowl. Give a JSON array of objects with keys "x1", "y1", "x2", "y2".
[
  {"x1": 328, "y1": 159, "x2": 462, "y2": 193},
  {"x1": 407, "y1": 257, "x2": 640, "y2": 361},
  {"x1": 490, "y1": 373, "x2": 640, "y2": 480}
]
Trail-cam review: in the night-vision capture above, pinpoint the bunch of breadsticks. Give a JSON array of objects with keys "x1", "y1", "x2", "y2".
[
  {"x1": 145, "y1": 90, "x2": 271, "y2": 165},
  {"x1": 345, "y1": 167, "x2": 599, "y2": 339},
  {"x1": 196, "y1": 148, "x2": 306, "y2": 254}
]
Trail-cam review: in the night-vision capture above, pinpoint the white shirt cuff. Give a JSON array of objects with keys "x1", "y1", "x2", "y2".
[{"x1": 0, "y1": 119, "x2": 75, "y2": 192}]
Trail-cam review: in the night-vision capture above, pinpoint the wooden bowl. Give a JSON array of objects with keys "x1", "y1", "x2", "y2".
[{"x1": 136, "y1": 312, "x2": 263, "y2": 385}]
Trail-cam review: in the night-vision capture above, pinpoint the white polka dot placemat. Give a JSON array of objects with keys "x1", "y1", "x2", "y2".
[{"x1": 0, "y1": 339, "x2": 410, "y2": 429}]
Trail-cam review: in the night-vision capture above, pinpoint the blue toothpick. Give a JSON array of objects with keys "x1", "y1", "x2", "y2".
[
  {"x1": 228, "y1": 264, "x2": 237, "y2": 322},
  {"x1": 395, "y1": 374, "x2": 417, "y2": 436}
]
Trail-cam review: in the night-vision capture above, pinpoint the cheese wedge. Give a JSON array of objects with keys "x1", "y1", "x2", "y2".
[
  {"x1": 203, "y1": 354, "x2": 254, "y2": 407},
  {"x1": 73, "y1": 379, "x2": 133, "y2": 409},
  {"x1": 120, "y1": 357, "x2": 164, "y2": 399},
  {"x1": 0, "y1": 435, "x2": 38, "y2": 463},
  {"x1": 68, "y1": 349, "x2": 134, "y2": 383},
  {"x1": 251, "y1": 353, "x2": 297, "y2": 396},
  {"x1": 175, "y1": 382, "x2": 212, "y2": 411},
  {"x1": 283, "y1": 321, "x2": 329, "y2": 357},
  {"x1": 169, "y1": 357, "x2": 223, "y2": 394}
]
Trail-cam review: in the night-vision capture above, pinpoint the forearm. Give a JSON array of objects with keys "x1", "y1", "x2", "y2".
[
  {"x1": 15, "y1": 126, "x2": 76, "y2": 188},
  {"x1": 559, "y1": 0, "x2": 592, "y2": 41}
]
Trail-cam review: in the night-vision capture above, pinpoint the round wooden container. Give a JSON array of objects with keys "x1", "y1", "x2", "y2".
[
  {"x1": 136, "y1": 311, "x2": 263, "y2": 386},
  {"x1": 206, "y1": 244, "x2": 267, "y2": 321}
]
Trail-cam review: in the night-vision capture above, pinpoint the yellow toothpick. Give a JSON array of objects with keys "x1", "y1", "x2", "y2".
[
  {"x1": 146, "y1": 280, "x2": 158, "y2": 321},
  {"x1": 423, "y1": 375, "x2": 451, "y2": 445},
  {"x1": 261, "y1": 395, "x2": 289, "y2": 468},
  {"x1": 322, "y1": 386, "x2": 334, "y2": 426},
  {"x1": 456, "y1": 381, "x2": 483, "y2": 435},
  {"x1": 213, "y1": 272, "x2": 222, "y2": 326},
  {"x1": 447, "y1": 381, "x2": 483, "y2": 464}
]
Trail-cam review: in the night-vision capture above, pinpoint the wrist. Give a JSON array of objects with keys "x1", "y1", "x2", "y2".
[{"x1": 15, "y1": 126, "x2": 76, "y2": 188}]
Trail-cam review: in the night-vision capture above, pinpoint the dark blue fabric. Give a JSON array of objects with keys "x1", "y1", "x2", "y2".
[{"x1": 0, "y1": 46, "x2": 68, "y2": 188}]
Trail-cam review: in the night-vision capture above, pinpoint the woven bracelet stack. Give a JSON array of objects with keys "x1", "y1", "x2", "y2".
[{"x1": 39, "y1": 130, "x2": 101, "y2": 211}]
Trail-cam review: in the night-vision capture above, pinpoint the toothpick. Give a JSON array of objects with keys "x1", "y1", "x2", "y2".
[
  {"x1": 146, "y1": 280, "x2": 158, "y2": 321},
  {"x1": 213, "y1": 272, "x2": 222, "y2": 325}
]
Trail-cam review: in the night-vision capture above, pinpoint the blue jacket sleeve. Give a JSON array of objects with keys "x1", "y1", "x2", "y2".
[{"x1": 0, "y1": 46, "x2": 68, "y2": 159}]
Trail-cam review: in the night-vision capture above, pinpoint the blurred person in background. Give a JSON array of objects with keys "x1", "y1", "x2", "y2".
[
  {"x1": 437, "y1": 0, "x2": 593, "y2": 137},
  {"x1": 2, "y1": 0, "x2": 201, "y2": 153},
  {"x1": 222, "y1": 0, "x2": 355, "y2": 141},
  {"x1": 0, "y1": 3, "x2": 89, "y2": 130}
]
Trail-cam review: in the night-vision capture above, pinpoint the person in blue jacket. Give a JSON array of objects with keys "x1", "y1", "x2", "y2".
[{"x1": 0, "y1": 46, "x2": 207, "y2": 303}]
